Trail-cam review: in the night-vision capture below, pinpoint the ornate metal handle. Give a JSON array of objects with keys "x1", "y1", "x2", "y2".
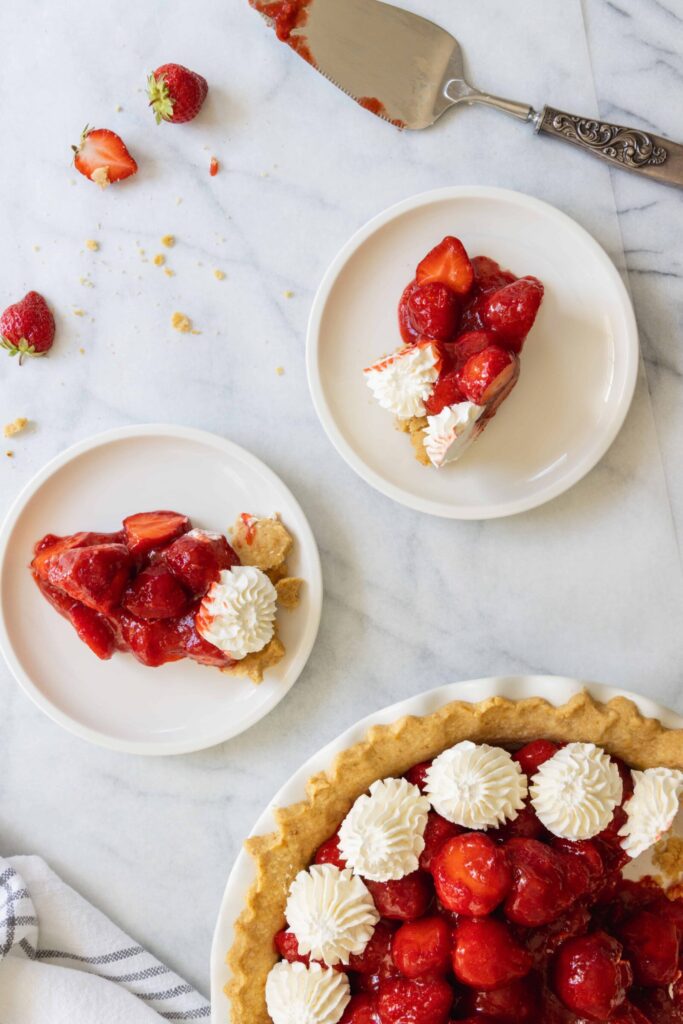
[{"x1": 535, "y1": 107, "x2": 683, "y2": 189}]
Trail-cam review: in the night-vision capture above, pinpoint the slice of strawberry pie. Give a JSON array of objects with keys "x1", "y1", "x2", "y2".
[
  {"x1": 31, "y1": 511, "x2": 304, "y2": 683},
  {"x1": 364, "y1": 237, "x2": 544, "y2": 469}
]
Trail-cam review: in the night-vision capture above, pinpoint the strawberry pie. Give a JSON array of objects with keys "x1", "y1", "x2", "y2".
[
  {"x1": 31, "y1": 511, "x2": 303, "y2": 683},
  {"x1": 364, "y1": 237, "x2": 544, "y2": 468},
  {"x1": 227, "y1": 692, "x2": 683, "y2": 1024}
]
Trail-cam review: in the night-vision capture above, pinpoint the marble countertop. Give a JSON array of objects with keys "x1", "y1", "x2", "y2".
[{"x1": 1, "y1": 0, "x2": 682, "y2": 1000}]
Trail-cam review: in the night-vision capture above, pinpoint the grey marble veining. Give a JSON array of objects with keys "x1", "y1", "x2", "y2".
[{"x1": 0, "y1": 0, "x2": 682, "y2": 998}]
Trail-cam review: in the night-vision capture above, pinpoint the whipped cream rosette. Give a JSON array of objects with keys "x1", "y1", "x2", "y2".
[
  {"x1": 530, "y1": 742, "x2": 623, "y2": 840},
  {"x1": 284, "y1": 864, "x2": 379, "y2": 967},
  {"x1": 619, "y1": 766, "x2": 683, "y2": 858},
  {"x1": 265, "y1": 961, "x2": 350, "y2": 1024},
  {"x1": 363, "y1": 342, "x2": 440, "y2": 420},
  {"x1": 195, "y1": 565, "x2": 277, "y2": 659},
  {"x1": 425, "y1": 740, "x2": 528, "y2": 829},
  {"x1": 338, "y1": 777, "x2": 430, "y2": 882}
]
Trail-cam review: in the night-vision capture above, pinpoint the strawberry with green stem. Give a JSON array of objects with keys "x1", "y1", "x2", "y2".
[
  {"x1": 0, "y1": 291, "x2": 55, "y2": 363},
  {"x1": 148, "y1": 64, "x2": 208, "y2": 124}
]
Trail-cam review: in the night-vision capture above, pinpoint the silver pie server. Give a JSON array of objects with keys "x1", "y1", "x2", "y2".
[{"x1": 252, "y1": 0, "x2": 683, "y2": 189}]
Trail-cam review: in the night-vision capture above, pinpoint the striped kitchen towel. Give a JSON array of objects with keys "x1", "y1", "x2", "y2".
[{"x1": 0, "y1": 855, "x2": 210, "y2": 1022}]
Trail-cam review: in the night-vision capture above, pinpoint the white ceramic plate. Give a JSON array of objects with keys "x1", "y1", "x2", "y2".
[
  {"x1": 307, "y1": 187, "x2": 639, "y2": 519},
  {"x1": 210, "y1": 675, "x2": 683, "y2": 1021},
  {"x1": 0, "y1": 425, "x2": 322, "y2": 755}
]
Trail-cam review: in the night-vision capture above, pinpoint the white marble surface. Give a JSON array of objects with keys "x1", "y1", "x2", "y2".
[{"x1": 1, "y1": 0, "x2": 682, "y2": 1000}]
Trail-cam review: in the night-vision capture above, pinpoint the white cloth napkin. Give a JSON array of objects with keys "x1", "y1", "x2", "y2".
[{"x1": 0, "y1": 855, "x2": 210, "y2": 1023}]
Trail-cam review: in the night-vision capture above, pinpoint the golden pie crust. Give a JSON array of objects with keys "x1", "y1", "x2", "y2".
[{"x1": 225, "y1": 690, "x2": 683, "y2": 1023}]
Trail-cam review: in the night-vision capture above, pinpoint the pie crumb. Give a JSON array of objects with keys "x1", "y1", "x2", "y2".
[
  {"x1": 231, "y1": 515, "x2": 293, "y2": 572},
  {"x1": 164, "y1": 268, "x2": 175, "y2": 278},
  {"x1": 91, "y1": 167, "x2": 110, "y2": 189},
  {"x1": 4, "y1": 417, "x2": 28, "y2": 438},
  {"x1": 153, "y1": 253, "x2": 166, "y2": 267},
  {"x1": 73, "y1": 308, "x2": 85, "y2": 317},
  {"x1": 224, "y1": 631, "x2": 286, "y2": 684},
  {"x1": 654, "y1": 836, "x2": 683, "y2": 882},
  {"x1": 214, "y1": 269, "x2": 225, "y2": 281},
  {"x1": 161, "y1": 234, "x2": 175, "y2": 248},
  {"x1": 283, "y1": 289, "x2": 294, "y2": 299},
  {"x1": 5, "y1": 450, "x2": 14, "y2": 458},
  {"x1": 275, "y1": 577, "x2": 303, "y2": 610},
  {"x1": 171, "y1": 312, "x2": 192, "y2": 333},
  {"x1": 275, "y1": 366, "x2": 284, "y2": 376},
  {"x1": 398, "y1": 416, "x2": 430, "y2": 466},
  {"x1": 85, "y1": 239, "x2": 99, "y2": 251}
]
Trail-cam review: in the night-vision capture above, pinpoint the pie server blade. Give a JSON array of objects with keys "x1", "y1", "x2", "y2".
[{"x1": 252, "y1": 0, "x2": 683, "y2": 189}]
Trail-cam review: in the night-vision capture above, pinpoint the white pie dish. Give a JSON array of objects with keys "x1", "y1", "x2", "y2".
[
  {"x1": 210, "y1": 675, "x2": 683, "y2": 1022},
  {"x1": 0, "y1": 424, "x2": 322, "y2": 755},
  {"x1": 307, "y1": 186, "x2": 639, "y2": 519}
]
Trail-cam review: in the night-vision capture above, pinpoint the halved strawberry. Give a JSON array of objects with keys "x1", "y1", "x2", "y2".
[
  {"x1": 458, "y1": 345, "x2": 519, "y2": 406},
  {"x1": 31, "y1": 531, "x2": 125, "y2": 580},
  {"x1": 69, "y1": 604, "x2": 117, "y2": 660},
  {"x1": 121, "y1": 566, "x2": 189, "y2": 620},
  {"x1": 444, "y1": 330, "x2": 497, "y2": 372},
  {"x1": 398, "y1": 279, "x2": 421, "y2": 346},
  {"x1": 416, "y1": 237, "x2": 474, "y2": 296},
  {"x1": 471, "y1": 256, "x2": 516, "y2": 294},
  {"x1": 424, "y1": 371, "x2": 465, "y2": 416},
  {"x1": 123, "y1": 511, "x2": 190, "y2": 559},
  {"x1": 72, "y1": 127, "x2": 138, "y2": 188},
  {"x1": 42, "y1": 543, "x2": 132, "y2": 614},
  {"x1": 33, "y1": 575, "x2": 117, "y2": 659},
  {"x1": 481, "y1": 277, "x2": 544, "y2": 352},
  {"x1": 162, "y1": 529, "x2": 239, "y2": 596}
]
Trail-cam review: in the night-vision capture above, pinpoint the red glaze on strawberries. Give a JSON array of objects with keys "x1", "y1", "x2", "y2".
[
  {"x1": 391, "y1": 916, "x2": 451, "y2": 978},
  {"x1": 553, "y1": 931, "x2": 632, "y2": 1021},
  {"x1": 453, "y1": 917, "x2": 532, "y2": 990},
  {"x1": 376, "y1": 975, "x2": 453, "y2": 1024},
  {"x1": 432, "y1": 833, "x2": 511, "y2": 917},
  {"x1": 407, "y1": 283, "x2": 460, "y2": 341}
]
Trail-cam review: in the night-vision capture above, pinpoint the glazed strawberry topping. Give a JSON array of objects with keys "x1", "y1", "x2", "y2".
[
  {"x1": 416, "y1": 237, "x2": 474, "y2": 296},
  {"x1": 32, "y1": 511, "x2": 240, "y2": 669},
  {"x1": 391, "y1": 916, "x2": 451, "y2": 979},
  {"x1": 432, "y1": 833, "x2": 511, "y2": 916},
  {"x1": 275, "y1": 742, "x2": 683, "y2": 1024},
  {"x1": 407, "y1": 283, "x2": 461, "y2": 341}
]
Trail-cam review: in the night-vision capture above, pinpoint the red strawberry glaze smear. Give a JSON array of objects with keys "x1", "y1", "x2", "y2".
[
  {"x1": 250, "y1": 0, "x2": 316, "y2": 64},
  {"x1": 240, "y1": 512, "x2": 257, "y2": 545},
  {"x1": 274, "y1": 738, "x2": 683, "y2": 1024}
]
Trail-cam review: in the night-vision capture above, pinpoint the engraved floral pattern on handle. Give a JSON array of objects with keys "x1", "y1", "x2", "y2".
[{"x1": 542, "y1": 108, "x2": 668, "y2": 168}]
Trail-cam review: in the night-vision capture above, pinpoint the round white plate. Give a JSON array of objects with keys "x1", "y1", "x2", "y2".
[
  {"x1": 0, "y1": 424, "x2": 322, "y2": 755},
  {"x1": 307, "y1": 187, "x2": 639, "y2": 519},
  {"x1": 210, "y1": 675, "x2": 683, "y2": 1020}
]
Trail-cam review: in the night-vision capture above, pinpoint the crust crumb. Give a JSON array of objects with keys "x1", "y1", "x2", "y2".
[
  {"x1": 397, "y1": 416, "x2": 430, "y2": 465},
  {"x1": 231, "y1": 515, "x2": 293, "y2": 571},
  {"x1": 4, "y1": 417, "x2": 28, "y2": 438},
  {"x1": 85, "y1": 239, "x2": 99, "y2": 251},
  {"x1": 161, "y1": 234, "x2": 175, "y2": 248},
  {"x1": 654, "y1": 836, "x2": 683, "y2": 882},
  {"x1": 275, "y1": 577, "x2": 303, "y2": 610},
  {"x1": 171, "y1": 311, "x2": 192, "y2": 333},
  {"x1": 153, "y1": 253, "x2": 166, "y2": 267},
  {"x1": 223, "y1": 631, "x2": 285, "y2": 684}
]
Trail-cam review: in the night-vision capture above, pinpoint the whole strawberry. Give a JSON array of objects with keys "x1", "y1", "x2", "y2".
[
  {"x1": 148, "y1": 64, "x2": 208, "y2": 124},
  {"x1": 1, "y1": 291, "x2": 55, "y2": 363}
]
